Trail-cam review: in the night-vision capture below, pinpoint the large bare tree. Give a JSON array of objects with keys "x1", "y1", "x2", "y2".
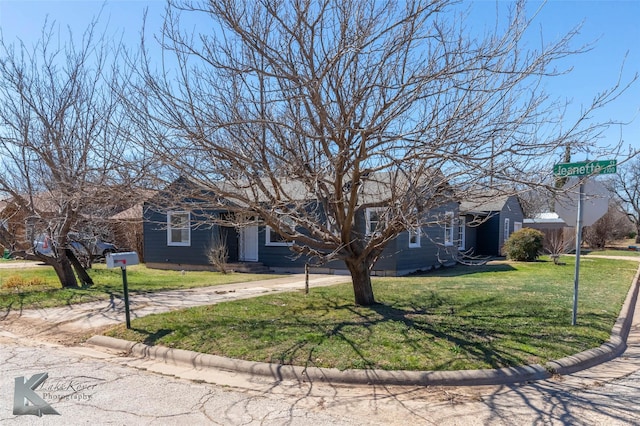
[
  {"x1": 130, "y1": 0, "x2": 632, "y2": 305},
  {"x1": 612, "y1": 156, "x2": 640, "y2": 243},
  {"x1": 0, "y1": 18, "x2": 140, "y2": 287}
]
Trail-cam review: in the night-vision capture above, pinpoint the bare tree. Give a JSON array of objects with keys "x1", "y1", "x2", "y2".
[
  {"x1": 583, "y1": 202, "x2": 634, "y2": 249},
  {"x1": 612, "y1": 156, "x2": 640, "y2": 243},
  {"x1": 0, "y1": 18, "x2": 140, "y2": 287},
  {"x1": 130, "y1": 0, "x2": 632, "y2": 305}
]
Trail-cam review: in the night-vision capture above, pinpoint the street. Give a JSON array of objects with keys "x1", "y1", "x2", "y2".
[{"x1": 2, "y1": 322, "x2": 640, "y2": 425}]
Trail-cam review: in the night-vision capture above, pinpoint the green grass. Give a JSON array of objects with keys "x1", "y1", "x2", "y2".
[
  {"x1": 0, "y1": 264, "x2": 281, "y2": 311},
  {"x1": 105, "y1": 257, "x2": 638, "y2": 371},
  {"x1": 583, "y1": 249, "x2": 640, "y2": 257}
]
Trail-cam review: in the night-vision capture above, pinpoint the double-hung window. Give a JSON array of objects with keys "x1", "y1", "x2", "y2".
[
  {"x1": 366, "y1": 208, "x2": 387, "y2": 237},
  {"x1": 503, "y1": 218, "x2": 511, "y2": 243},
  {"x1": 167, "y1": 211, "x2": 191, "y2": 246},
  {"x1": 444, "y1": 211, "x2": 455, "y2": 246}
]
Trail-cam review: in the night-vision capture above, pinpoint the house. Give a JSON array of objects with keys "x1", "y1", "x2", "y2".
[
  {"x1": 459, "y1": 193, "x2": 524, "y2": 256},
  {"x1": 143, "y1": 176, "x2": 461, "y2": 276},
  {"x1": 524, "y1": 212, "x2": 575, "y2": 253},
  {"x1": 0, "y1": 189, "x2": 147, "y2": 258}
]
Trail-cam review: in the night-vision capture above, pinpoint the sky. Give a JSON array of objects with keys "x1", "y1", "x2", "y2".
[{"x1": 0, "y1": 0, "x2": 638, "y2": 163}]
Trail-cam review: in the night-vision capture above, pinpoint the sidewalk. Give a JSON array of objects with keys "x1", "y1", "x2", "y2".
[{"x1": 3, "y1": 273, "x2": 348, "y2": 332}]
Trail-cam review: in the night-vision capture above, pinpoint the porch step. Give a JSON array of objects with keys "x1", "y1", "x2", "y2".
[{"x1": 227, "y1": 262, "x2": 272, "y2": 273}]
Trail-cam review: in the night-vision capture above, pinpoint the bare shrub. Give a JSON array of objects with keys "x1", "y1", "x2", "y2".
[
  {"x1": 206, "y1": 232, "x2": 229, "y2": 274},
  {"x1": 543, "y1": 228, "x2": 574, "y2": 265}
]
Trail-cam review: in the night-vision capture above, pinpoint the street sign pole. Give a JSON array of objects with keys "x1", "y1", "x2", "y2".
[
  {"x1": 553, "y1": 159, "x2": 617, "y2": 326},
  {"x1": 572, "y1": 179, "x2": 585, "y2": 326}
]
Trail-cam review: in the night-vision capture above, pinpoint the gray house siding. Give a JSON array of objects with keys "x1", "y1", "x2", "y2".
[
  {"x1": 461, "y1": 213, "x2": 477, "y2": 252},
  {"x1": 144, "y1": 204, "x2": 232, "y2": 268},
  {"x1": 462, "y1": 195, "x2": 524, "y2": 256},
  {"x1": 498, "y1": 196, "x2": 525, "y2": 254}
]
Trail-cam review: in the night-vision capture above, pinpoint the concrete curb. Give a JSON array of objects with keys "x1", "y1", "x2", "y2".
[{"x1": 87, "y1": 264, "x2": 640, "y2": 386}]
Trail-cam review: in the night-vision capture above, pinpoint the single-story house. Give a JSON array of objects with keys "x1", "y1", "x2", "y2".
[
  {"x1": 143, "y1": 176, "x2": 461, "y2": 276},
  {"x1": 459, "y1": 193, "x2": 525, "y2": 256}
]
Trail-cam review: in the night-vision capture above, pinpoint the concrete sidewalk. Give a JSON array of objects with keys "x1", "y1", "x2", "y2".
[{"x1": 4, "y1": 273, "x2": 349, "y2": 332}]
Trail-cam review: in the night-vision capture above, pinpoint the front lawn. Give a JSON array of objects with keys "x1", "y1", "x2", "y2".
[
  {"x1": 106, "y1": 257, "x2": 638, "y2": 371},
  {"x1": 0, "y1": 264, "x2": 281, "y2": 311}
]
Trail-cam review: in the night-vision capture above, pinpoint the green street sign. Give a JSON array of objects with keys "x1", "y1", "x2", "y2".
[{"x1": 553, "y1": 159, "x2": 617, "y2": 177}]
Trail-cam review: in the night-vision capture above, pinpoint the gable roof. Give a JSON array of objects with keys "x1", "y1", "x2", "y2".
[
  {"x1": 153, "y1": 171, "x2": 453, "y2": 211},
  {"x1": 459, "y1": 188, "x2": 522, "y2": 215}
]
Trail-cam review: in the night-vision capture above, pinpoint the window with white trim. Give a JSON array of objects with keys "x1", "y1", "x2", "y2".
[
  {"x1": 366, "y1": 208, "x2": 387, "y2": 236},
  {"x1": 444, "y1": 211, "x2": 455, "y2": 246},
  {"x1": 167, "y1": 211, "x2": 191, "y2": 246},
  {"x1": 503, "y1": 218, "x2": 510, "y2": 242},
  {"x1": 408, "y1": 227, "x2": 421, "y2": 248},
  {"x1": 266, "y1": 215, "x2": 295, "y2": 246},
  {"x1": 457, "y1": 216, "x2": 466, "y2": 250}
]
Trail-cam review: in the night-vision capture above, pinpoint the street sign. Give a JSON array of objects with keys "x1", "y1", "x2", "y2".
[{"x1": 553, "y1": 160, "x2": 617, "y2": 177}]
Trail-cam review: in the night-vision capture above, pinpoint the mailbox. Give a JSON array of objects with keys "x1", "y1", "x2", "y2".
[{"x1": 106, "y1": 252, "x2": 139, "y2": 269}]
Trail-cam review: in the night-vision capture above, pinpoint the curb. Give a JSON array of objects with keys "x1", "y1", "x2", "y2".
[{"x1": 87, "y1": 264, "x2": 640, "y2": 387}]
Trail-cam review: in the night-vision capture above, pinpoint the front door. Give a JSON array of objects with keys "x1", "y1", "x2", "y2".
[{"x1": 239, "y1": 225, "x2": 259, "y2": 262}]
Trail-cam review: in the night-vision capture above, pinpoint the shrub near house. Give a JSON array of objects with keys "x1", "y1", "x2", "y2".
[{"x1": 503, "y1": 228, "x2": 544, "y2": 261}]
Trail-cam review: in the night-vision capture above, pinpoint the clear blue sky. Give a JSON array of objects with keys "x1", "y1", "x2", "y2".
[{"x1": 1, "y1": 0, "x2": 638, "y2": 160}]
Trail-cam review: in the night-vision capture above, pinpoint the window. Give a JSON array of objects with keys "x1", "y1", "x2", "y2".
[
  {"x1": 444, "y1": 211, "x2": 454, "y2": 246},
  {"x1": 457, "y1": 216, "x2": 466, "y2": 250},
  {"x1": 408, "y1": 227, "x2": 421, "y2": 248},
  {"x1": 514, "y1": 221, "x2": 522, "y2": 232},
  {"x1": 503, "y1": 218, "x2": 510, "y2": 243},
  {"x1": 266, "y1": 215, "x2": 295, "y2": 246},
  {"x1": 366, "y1": 208, "x2": 386, "y2": 236},
  {"x1": 266, "y1": 226, "x2": 290, "y2": 246},
  {"x1": 167, "y1": 211, "x2": 191, "y2": 246}
]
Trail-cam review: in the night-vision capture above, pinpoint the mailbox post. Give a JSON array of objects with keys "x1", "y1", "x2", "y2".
[{"x1": 106, "y1": 252, "x2": 139, "y2": 329}]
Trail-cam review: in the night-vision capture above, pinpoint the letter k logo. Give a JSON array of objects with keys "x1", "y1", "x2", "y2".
[{"x1": 13, "y1": 373, "x2": 60, "y2": 416}]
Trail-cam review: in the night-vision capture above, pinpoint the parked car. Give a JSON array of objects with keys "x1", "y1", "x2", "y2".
[{"x1": 34, "y1": 233, "x2": 117, "y2": 258}]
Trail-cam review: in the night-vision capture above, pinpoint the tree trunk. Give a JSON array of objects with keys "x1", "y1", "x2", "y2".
[
  {"x1": 345, "y1": 257, "x2": 376, "y2": 306},
  {"x1": 51, "y1": 255, "x2": 79, "y2": 289},
  {"x1": 636, "y1": 229, "x2": 640, "y2": 244},
  {"x1": 65, "y1": 249, "x2": 94, "y2": 287}
]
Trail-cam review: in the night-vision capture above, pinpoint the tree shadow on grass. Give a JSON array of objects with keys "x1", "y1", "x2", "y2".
[
  {"x1": 413, "y1": 263, "x2": 517, "y2": 278},
  {"x1": 129, "y1": 327, "x2": 173, "y2": 346}
]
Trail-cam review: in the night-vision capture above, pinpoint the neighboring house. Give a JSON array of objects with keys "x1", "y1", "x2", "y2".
[
  {"x1": 0, "y1": 190, "x2": 144, "y2": 257},
  {"x1": 143, "y1": 177, "x2": 460, "y2": 276},
  {"x1": 524, "y1": 212, "x2": 575, "y2": 253},
  {"x1": 459, "y1": 193, "x2": 524, "y2": 256}
]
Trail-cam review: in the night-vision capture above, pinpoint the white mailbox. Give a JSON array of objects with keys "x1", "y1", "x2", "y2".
[{"x1": 106, "y1": 252, "x2": 139, "y2": 269}]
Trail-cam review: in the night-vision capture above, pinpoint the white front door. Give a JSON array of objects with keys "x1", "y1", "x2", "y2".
[{"x1": 239, "y1": 226, "x2": 259, "y2": 262}]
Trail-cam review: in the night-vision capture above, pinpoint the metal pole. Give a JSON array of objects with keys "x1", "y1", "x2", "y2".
[
  {"x1": 572, "y1": 179, "x2": 585, "y2": 326},
  {"x1": 122, "y1": 266, "x2": 131, "y2": 329},
  {"x1": 305, "y1": 263, "x2": 309, "y2": 294}
]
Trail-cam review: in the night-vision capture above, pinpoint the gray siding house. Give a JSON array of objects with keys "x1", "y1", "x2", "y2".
[
  {"x1": 459, "y1": 193, "x2": 524, "y2": 256},
  {"x1": 143, "y1": 177, "x2": 460, "y2": 276}
]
